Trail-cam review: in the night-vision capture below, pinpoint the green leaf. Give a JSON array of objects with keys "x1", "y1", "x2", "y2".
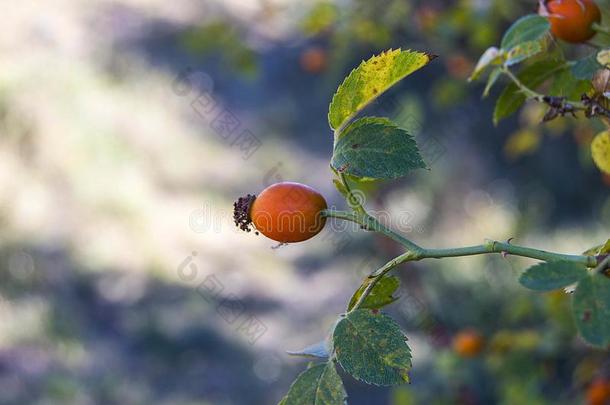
[
  {"x1": 571, "y1": 54, "x2": 602, "y2": 80},
  {"x1": 550, "y1": 69, "x2": 592, "y2": 99},
  {"x1": 331, "y1": 117, "x2": 425, "y2": 179},
  {"x1": 493, "y1": 60, "x2": 566, "y2": 124},
  {"x1": 278, "y1": 396, "x2": 287, "y2": 405},
  {"x1": 284, "y1": 362, "x2": 347, "y2": 405},
  {"x1": 333, "y1": 310, "x2": 412, "y2": 386},
  {"x1": 501, "y1": 14, "x2": 549, "y2": 51},
  {"x1": 483, "y1": 68, "x2": 502, "y2": 97},
  {"x1": 600, "y1": 240, "x2": 610, "y2": 253},
  {"x1": 328, "y1": 49, "x2": 435, "y2": 131},
  {"x1": 504, "y1": 40, "x2": 544, "y2": 67},
  {"x1": 519, "y1": 261, "x2": 588, "y2": 291},
  {"x1": 347, "y1": 275, "x2": 400, "y2": 311},
  {"x1": 572, "y1": 274, "x2": 610, "y2": 347},
  {"x1": 287, "y1": 340, "x2": 330, "y2": 359}
]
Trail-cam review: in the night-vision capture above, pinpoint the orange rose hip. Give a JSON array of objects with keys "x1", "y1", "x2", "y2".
[
  {"x1": 233, "y1": 182, "x2": 328, "y2": 243},
  {"x1": 540, "y1": 0, "x2": 601, "y2": 43}
]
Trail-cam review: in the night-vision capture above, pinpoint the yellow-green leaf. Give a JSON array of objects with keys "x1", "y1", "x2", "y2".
[
  {"x1": 591, "y1": 131, "x2": 610, "y2": 175},
  {"x1": 583, "y1": 240, "x2": 610, "y2": 256},
  {"x1": 505, "y1": 40, "x2": 544, "y2": 66},
  {"x1": 328, "y1": 49, "x2": 435, "y2": 132},
  {"x1": 347, "y1": 275, "x2": 400, "y2": 311},
  {"x1": 597, "y1": 49, "x2": 610, "y2": 67}
]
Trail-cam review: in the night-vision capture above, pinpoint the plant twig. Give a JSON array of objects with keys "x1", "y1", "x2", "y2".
[
  {"x1": 323, "y1": 209, "x2": 598, "y2": 267},
  {"x1": 338, "y1": 172, "x2": 367, "y2": 217},
  {"x1": 594, "y1": 254, "x2": 610, "y2": 274},
  {"x1": 350, "y1": 251, "x2": 418, "y2": 311},
  {"x1": 501, "y1": 65, "x2": 587, "y2": 110}
]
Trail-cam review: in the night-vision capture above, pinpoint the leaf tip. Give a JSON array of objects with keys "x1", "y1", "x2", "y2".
[{"x1": 425, "y1": 52, "x2": 439, "y2": 61}]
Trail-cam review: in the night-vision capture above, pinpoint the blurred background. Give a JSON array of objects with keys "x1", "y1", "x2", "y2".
[{"x1": 1, "y1": 0, "x2": 610, "y2": 404}]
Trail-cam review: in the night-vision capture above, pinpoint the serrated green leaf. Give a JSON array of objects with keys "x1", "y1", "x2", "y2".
[
  {"x1": 571, "y1": 54, "x2": 602, "y2": 80},
  {"x1": 501, "y1": 14, "x2": 550, "y2": 51},
  {"x1": 284, "y1": 362, "x2": 347, "y2": 405},
  {"x1": 505, "y1": 40, "x2": 544, "y2": 67},
  {"x1": 347, "y1": 275, "x2": 400, "y2": 311},
  {"x1": 483, "y1": 68, "x2": 502, "y2": 97},
  {"x1": 519, "y1": 261, "x2": 588, "y2": 291},
  {"x1": 583, "y1": 239, "x2": 610, "y2": 256},
  {"x1": 328, "y1": 49, "x2": 434, "y2": 131},
  {"x1": 287, "y1": 340, "x2": 330, "y2": 359},
  {"x1": 331, "y1": 117, "x2": 425, "y2": 179},
  {"x1": 494, "y1": 60, "x2": 566, "y2": 124},
  {"x1": 572, "y1": 274, "x2": 610, "y2": 347},
  {"x1": 469, "y1": 47, "x2": 504, "y2": 81},
  {"x1": 333, "y1": 310, "x2": 412, "y2": 386}
]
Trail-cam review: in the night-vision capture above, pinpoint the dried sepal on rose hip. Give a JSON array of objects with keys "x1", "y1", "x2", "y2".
[
  {"x1": 233, "y1": 182, "x2": 328, "y2": 243},
  {"x1": 592, "y1": 69, "x2": 610, "y2": 95},
  {"x1": 539, "y1": 0, "x2": 601, "y2": 43}
]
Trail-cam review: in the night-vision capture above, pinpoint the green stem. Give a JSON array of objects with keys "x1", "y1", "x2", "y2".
[
  {"x1": 323, "y1": 208, "x2": 600, "y2": 271},
  {"x1": 501, "y1": 66, "x2": 544, "y2": 100},
  {"x1": 350, "y1": 251, "x2": 419, "y2": 311},
  {"x1": 324, "y1": 207, "x2": 423, "y2": 254},
  {"x1": 338, "y1": 172, "x2": 367, "y2": 216},
  {"x1": 334, "y1": 174, "x2": 423, "y2": 254},
  {"x1": 325, "y1": 189, "x2": 601, "y2": 311},
  {"x1": 500, "y1": 66, "x2": 586, "y2": 109},
  {"x1": 422, "y1": 241, "x2": 596, "y2": 266}
]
